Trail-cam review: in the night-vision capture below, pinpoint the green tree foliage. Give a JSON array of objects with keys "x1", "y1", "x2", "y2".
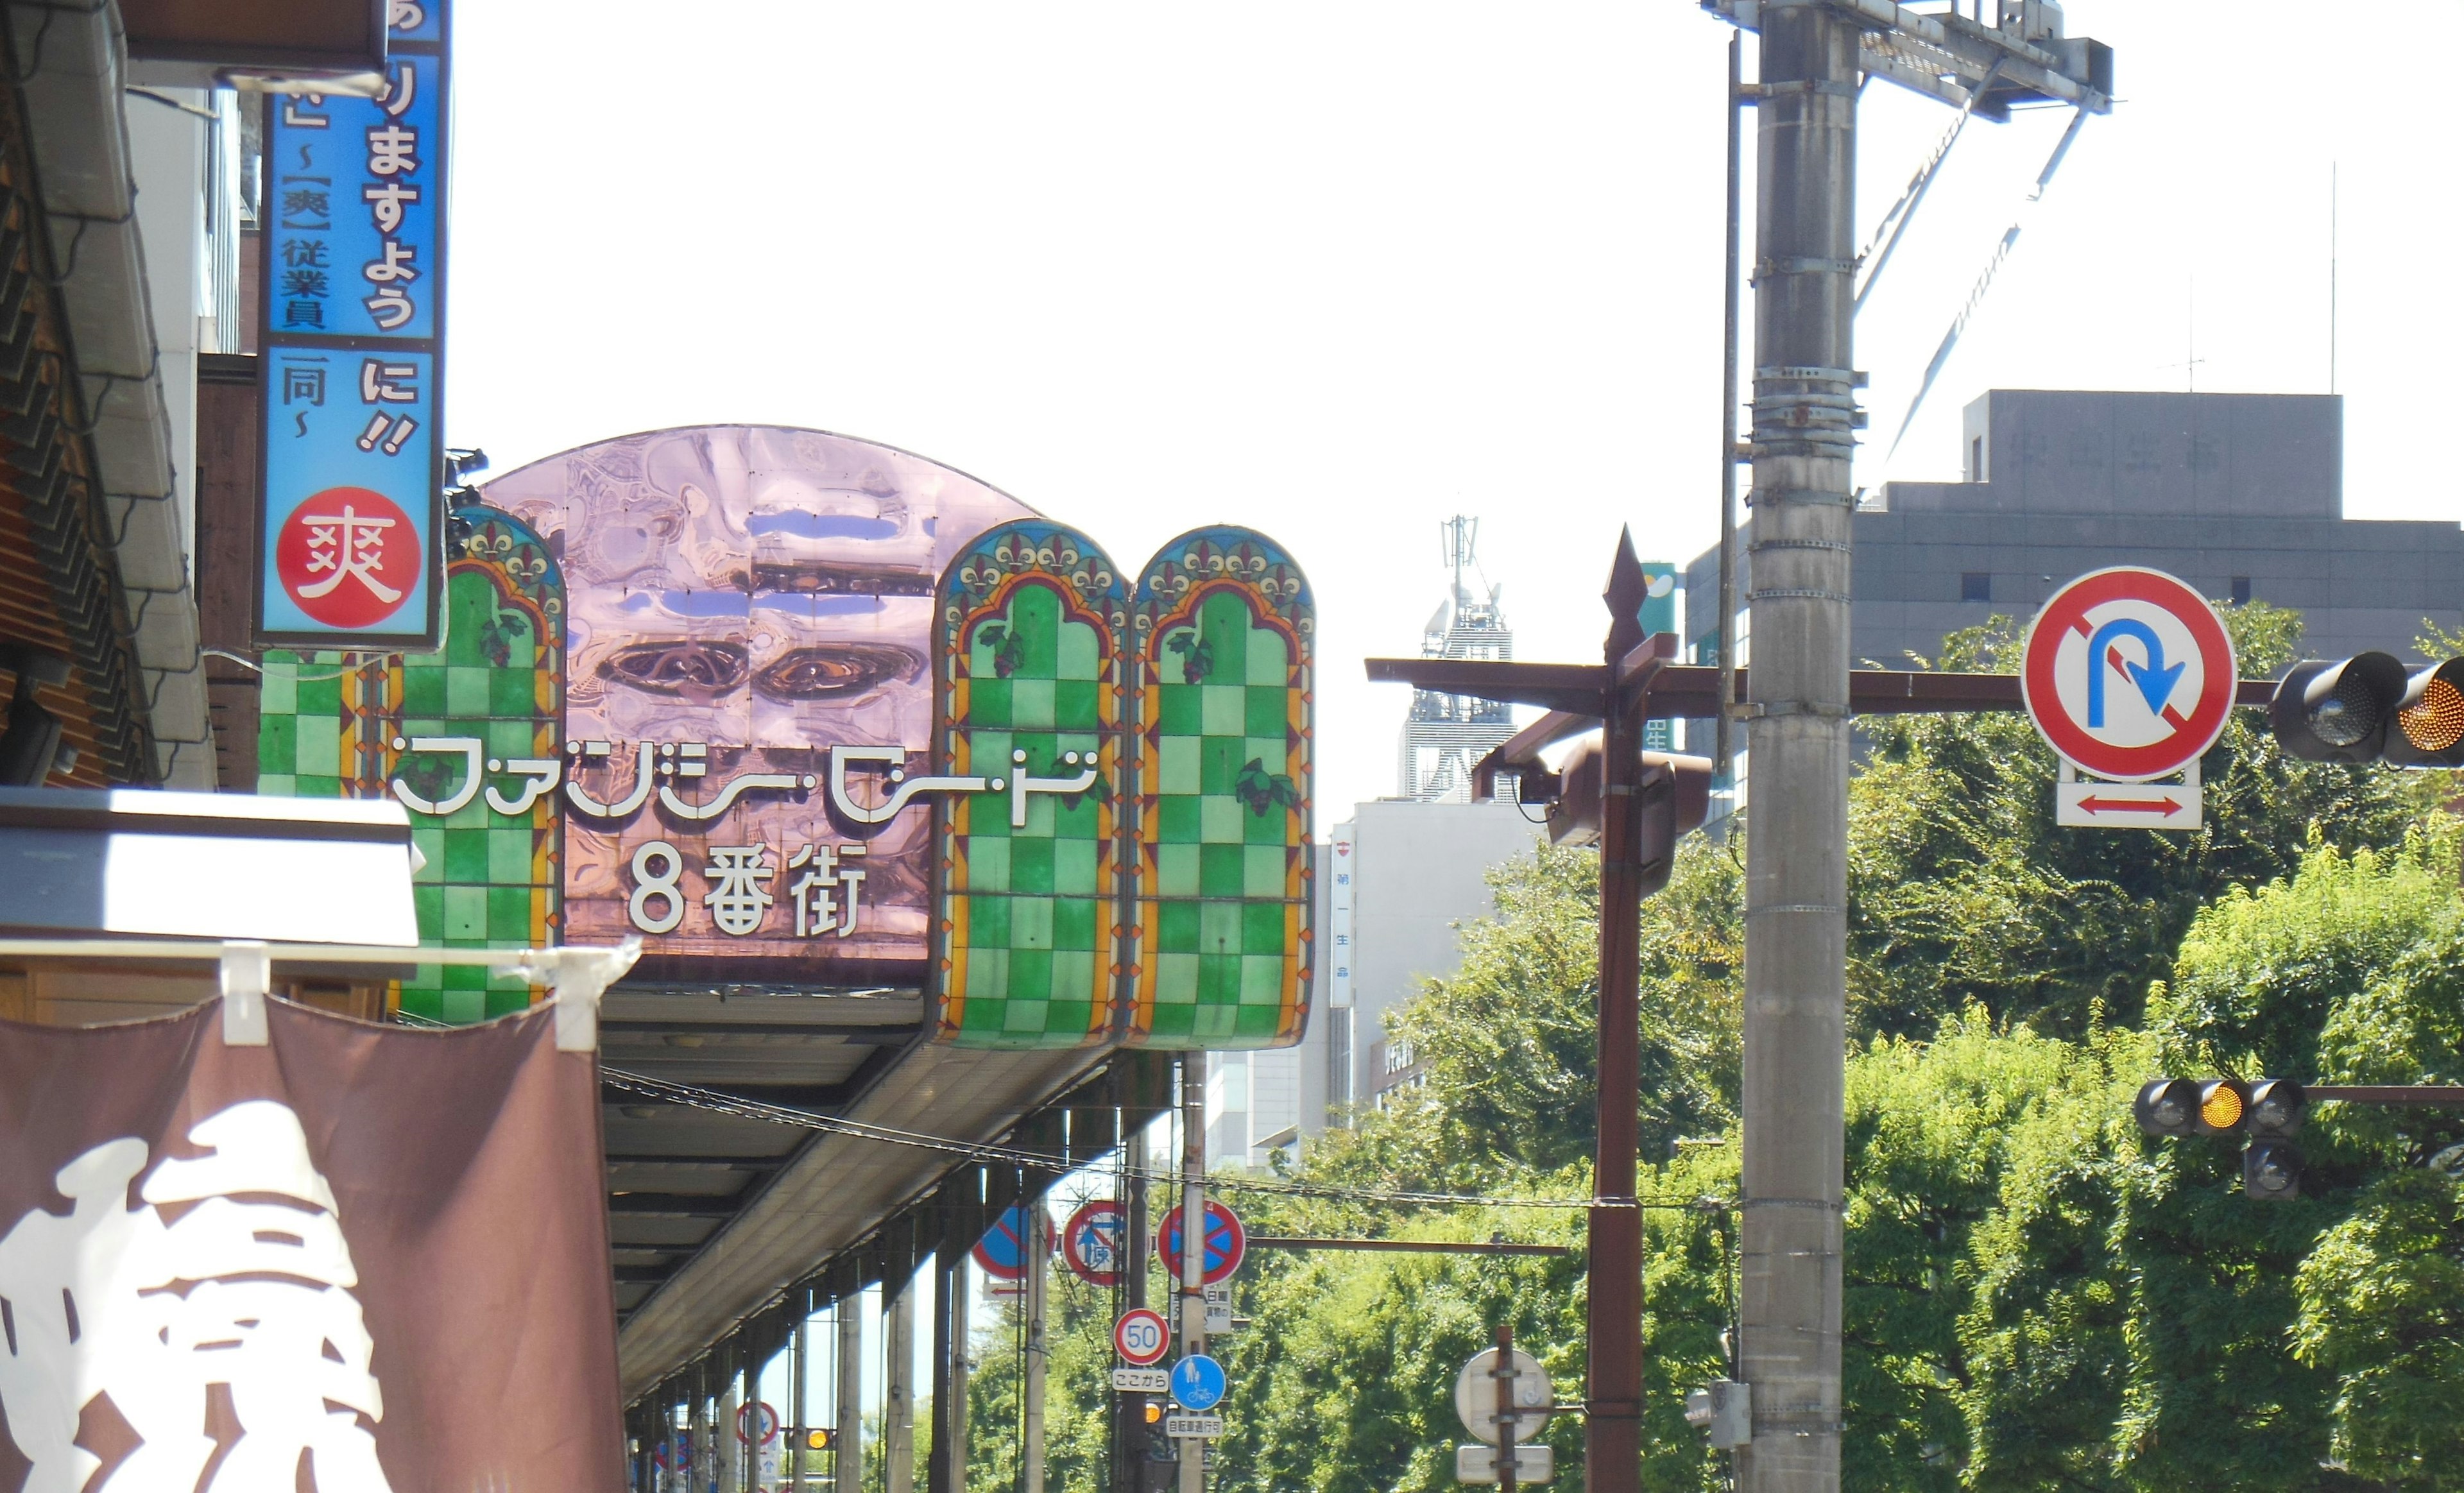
[
  {"x1": 974, "y1": 601, "x2": 2464, "y2": 1493},
  {"x1": 1849, "y1": 605, "x2": 2440, "y2": 1041}
]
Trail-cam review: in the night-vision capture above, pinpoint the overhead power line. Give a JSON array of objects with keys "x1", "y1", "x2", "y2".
[{"x1": 595, "y1": 1066, "x2": 1725, "y2": 1214}]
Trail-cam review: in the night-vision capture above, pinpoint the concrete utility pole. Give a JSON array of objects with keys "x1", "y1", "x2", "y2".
[
  {"x1": 1177, "y1": 1057, "x2": 1208, "y2": 1493},
  {"x1": 1025, "y1": 1206, "x2": 1050, "y2": 1493},
  {"x1": 1738, "y1": 4, "x2": 1858, "y2": 1488}
]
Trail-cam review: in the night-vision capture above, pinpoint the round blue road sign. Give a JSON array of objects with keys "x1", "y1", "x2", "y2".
[
  {"x1": 1171, "y1": 1353, "x2": 1227, "y2": 1412},
  {"x1": 1155, "y1": 1200, "x2": 1246, "y2": 1284},
  {"x1": 971, "y1": 1204, "x2": 1045, "y2": 1281}
]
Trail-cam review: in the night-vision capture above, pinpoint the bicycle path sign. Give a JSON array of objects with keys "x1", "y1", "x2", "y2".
[{"x1": 2021, "y1": 567, "x2": 2235, "y2": 830}]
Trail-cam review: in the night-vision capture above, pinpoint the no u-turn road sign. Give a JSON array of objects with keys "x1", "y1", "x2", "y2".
[{"x1": 2022, "y1": 568, "x2": 2236, "y2": 828}]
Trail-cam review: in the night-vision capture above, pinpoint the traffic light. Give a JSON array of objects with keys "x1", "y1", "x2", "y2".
[
  {"x1": 1533, "y1": 742, "x2": 1713, "y2": 896},
  {"x1": 804, "y1": 1428, "x2": 834, "y2": 1452},
  {"x1": 2135, "y1": 1077, "x2": 2307, "y2": 1200},
  {"x1": 2270, "y1": 653, "x2": 2464, "y2": 767}
]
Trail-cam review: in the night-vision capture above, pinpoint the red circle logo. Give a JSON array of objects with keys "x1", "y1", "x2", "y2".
[
  {"x1": 275, "y1": 486, "x2": 417, "y2": 628},
  {"x1": 2020, "y1": 568, "x2": 2236, "y2": 782}
]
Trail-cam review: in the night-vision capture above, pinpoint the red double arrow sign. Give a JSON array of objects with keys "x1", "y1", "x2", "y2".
[{"x1": 2073, "y1": 794, "x2": 2186, "y2": 817}]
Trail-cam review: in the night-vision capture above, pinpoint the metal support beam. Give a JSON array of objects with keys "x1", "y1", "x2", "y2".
[
  {"x1": 887, "y1": 1275, "x2": 917, "y2": 1493},
  {"x1": 928, "y1": 1234, "x2": 968, "y2": 1493},
  {"x1": 1740, "y1": 4, "x2": 1856, "y2": 1488}
]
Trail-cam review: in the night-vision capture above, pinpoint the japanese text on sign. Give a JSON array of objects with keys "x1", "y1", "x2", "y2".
[{"x1": 255, "y1": 1, "x2": 450, "y2": 649}]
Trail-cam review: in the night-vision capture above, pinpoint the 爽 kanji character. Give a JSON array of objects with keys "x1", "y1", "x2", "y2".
[
  {"x1": 363, "y1": 181, "x2": 420, "y2": 235},
  {"x1": 296, "y1": 502, "x2": 402, "y2": 604},
  {"x1": 703, "y1": 846, "x2": 775, "y2": 936},
  {"x1": 364, "y1": 123, "x2": 420, "y2": 177},
  {"x1": 787, "y1": 842, "x2": 867, "y2": 938}
]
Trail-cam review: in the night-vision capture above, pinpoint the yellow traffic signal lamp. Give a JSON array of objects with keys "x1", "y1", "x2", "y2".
[
  {"x1": 2193, "y1": 1079, "x2": 2246, "y2": 1136},
  {"x1": 2386, "y1": 660, "x2": 2464, "y2": 767},
  {"x1": 1143, "y1": 1401, "x2": 1165, "y2": 1425},
  {"x1": 805, "y1": 1428, "x2": 834, "y2": 1452}
]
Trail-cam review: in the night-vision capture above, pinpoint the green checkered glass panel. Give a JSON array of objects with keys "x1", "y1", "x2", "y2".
[
  {"x1": 934, "y1": 524, "x2": 1127, "y2": 1048},
  {"x1": 1132, "y1": 528, "x2": 1312, "y2": 1049}
]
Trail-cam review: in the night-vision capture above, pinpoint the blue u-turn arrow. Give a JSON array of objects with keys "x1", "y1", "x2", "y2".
[{"x1": 2085, "y1": 618, "x2": 2186, "y2": 726}]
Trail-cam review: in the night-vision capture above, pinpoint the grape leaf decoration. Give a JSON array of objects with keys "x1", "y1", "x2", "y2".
[
  {"x1": 975, "y1": 622, "x2": 1027, "y2": 679},
  {"x1": 1165, "y1": 629, "x2": 1213, "y2": 684},
  {"x1": 1233, "y1": 758, "x2": 1301, "y2": 817}
]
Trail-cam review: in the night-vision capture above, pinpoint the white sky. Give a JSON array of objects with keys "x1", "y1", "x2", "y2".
[{"x1": 446, "y1": 2, "x2": 2460, "y2": 821}]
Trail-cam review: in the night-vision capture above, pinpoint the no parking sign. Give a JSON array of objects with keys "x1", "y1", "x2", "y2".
[{"x1": 2021, "y1": 567, "x2": 2235, "y2": 828}]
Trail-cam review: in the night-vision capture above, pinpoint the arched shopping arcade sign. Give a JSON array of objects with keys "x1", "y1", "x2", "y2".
[{"x1": 255, "y1": 426, "x2": 1312, "y2": 1050}]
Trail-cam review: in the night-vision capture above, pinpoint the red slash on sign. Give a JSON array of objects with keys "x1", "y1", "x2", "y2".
[{"x1": 2075, "y1": 795, "x2": 2185, "y2": 817}]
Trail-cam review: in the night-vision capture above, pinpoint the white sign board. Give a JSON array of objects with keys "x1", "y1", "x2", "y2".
[
  {"x1": 1113, "y1": 1368, "x2": 1171, "y2": 1393},
  {"x1": 1453, "y1": 1347, "x2": 1552, "y2": 1446},
  {"x1": 1205, "y1": 1281, "x2": 1233, "y2": 1333},
  {"x1": 1457, "y1": 1445, "x2": 1553, "y2": 1484},
  {"x1": 1165, "y1": 1415, "x2": 1226, "y2": 1440},
  {"x1": 2055, "y1": 768, "x2": 2202, "y2": 829}
]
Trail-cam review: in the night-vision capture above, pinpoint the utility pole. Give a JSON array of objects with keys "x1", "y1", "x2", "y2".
[
  {"x1": 1696, "y1": 4, "x2": 2110, "y2": 1488},
  {"x1": 1177, "y1": 1057, "x2": 1207, "y2": 1493},
  {"x1": 1025, "y1": 1205, "x2": 1050, "y2": 1493},
  {"x1": 1738, "y1": 3, "x2": 1857, "y2": 1487}
]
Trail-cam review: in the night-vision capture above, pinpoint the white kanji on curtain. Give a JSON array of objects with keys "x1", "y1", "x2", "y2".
[{"x1": 0, "y1": 1100, "x2": 395, "y2": 1492}]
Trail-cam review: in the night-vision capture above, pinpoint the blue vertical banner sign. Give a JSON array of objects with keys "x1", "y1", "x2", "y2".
[{"x1": 254, "y1": 1, "x2": 450, "y2": 648}]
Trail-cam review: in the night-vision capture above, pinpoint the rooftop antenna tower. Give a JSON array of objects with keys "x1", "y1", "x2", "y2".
[{"x1": 1398, "y1": 517, "x2": 1516, "y2": 800}]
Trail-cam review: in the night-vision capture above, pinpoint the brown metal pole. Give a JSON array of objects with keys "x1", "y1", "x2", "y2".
[
  {"x1": 1496, "y1": 1324, "x2": 1519, "y2": 1493},
  {"x1": 1587, "y1": 538, "x2": 1650, "y2": 1493}
]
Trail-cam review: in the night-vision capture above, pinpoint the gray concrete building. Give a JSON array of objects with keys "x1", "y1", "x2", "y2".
[
  {"x1": 1208, "y1": 798, "x2": 1543, "y2": 1163},
  {"x1": 1683, "y1": 389, "x2": 2464, "y2": 695}
]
